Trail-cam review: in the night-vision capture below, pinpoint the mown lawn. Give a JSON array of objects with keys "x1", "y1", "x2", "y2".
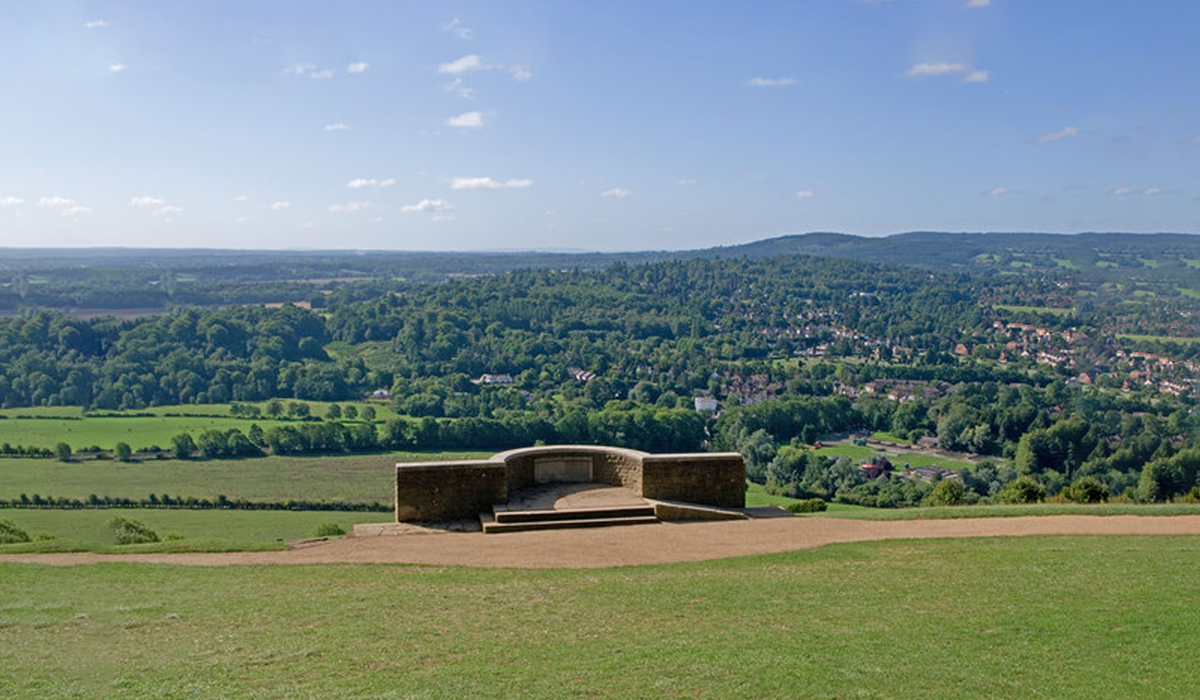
[
  {"x1": 0, "y1": 451, "x2": 491, "y2": 504},
  {"x1": 2, "y1": 536, "x2": 1199, "y2": 698}
]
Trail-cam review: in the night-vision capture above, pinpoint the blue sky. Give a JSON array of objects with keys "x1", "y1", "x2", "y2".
[{"x1": 1, "y1": 0, "x2": 1198, "y2": 251}]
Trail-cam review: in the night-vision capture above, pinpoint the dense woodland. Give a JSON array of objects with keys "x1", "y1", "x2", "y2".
[{"x1": 4, "y1": 237, "x2": 1200, "y2": 506}]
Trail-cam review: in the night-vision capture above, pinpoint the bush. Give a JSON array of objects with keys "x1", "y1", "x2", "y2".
[
  {"x1": 924, "y1": 478, "x2": 967, "y2": 507},
  {"x1": 0, "y1": 519, "x2": 31, "y2": 544},
  {"x1": 54, "y1": 442, "x2": 72, "y2": 462},
  {"x1": 310, "y1": 522, "x2": 346, "y2": 538},
  {"x1": 108, "y1": 516, "x2": 160, "y2": 545},
  {"x1": 786, "y1": 498, "x2": 827, "y2": 514},
  {"x1": 996, "y1": 476, "x2": 1046, "y2": 504},
  {"x1": 114, "y1": 442, "x2": 133, "y2": 462},
  {"x1": 1063, "y1": 476, "x2": 1109, "y2": 503}
]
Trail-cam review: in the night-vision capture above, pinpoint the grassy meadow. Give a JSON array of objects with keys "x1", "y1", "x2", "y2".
[
  {"x1": 3, "y1": 536, "x2": 1199, "y2": 698},
  {"x1": 0, "y1": 509, "x2": 388, "y2": 553}
]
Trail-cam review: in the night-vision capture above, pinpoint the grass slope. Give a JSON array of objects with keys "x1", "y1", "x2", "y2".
[{"x1": 2, "y1": 536, "x2": 1199, "y2": 698}]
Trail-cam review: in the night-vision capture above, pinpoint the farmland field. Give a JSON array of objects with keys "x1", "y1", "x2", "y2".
[
  {"x1": 0, "y1": 451, "x2": 490, "y2": 504},
  {"x1": 2, "y1": 536, "x2": 1199, "y2": 698}
]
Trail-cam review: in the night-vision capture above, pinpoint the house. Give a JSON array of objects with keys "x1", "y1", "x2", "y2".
[
  {"x1": 693, "y1": 397, "x2": 719, "y2": 413},
  {"x1": 475, "y1": 373, "x2": 515, "y2": 385},
  {"x1": 370, "y1": 388, "x2": 392, "y2": 400},
  {"x1": 858, "y1": 455, "x2": 893, "y2": 479},
  {"x1": 916, "y1": 436, "x2": 939, "y2": 450}
]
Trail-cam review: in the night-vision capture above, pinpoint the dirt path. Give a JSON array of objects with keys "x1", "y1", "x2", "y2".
[{"x1": 4, "y1": 515, "x2": 1200, "y2": 569}]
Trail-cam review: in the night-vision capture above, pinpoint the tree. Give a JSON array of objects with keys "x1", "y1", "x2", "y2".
[
  {"x1": 54, "y1": 442, "x2": 72, "y2": 462},
  {"x1": 360, "y1": 405, "x2": 376, "y2": 422},
  {"x1": 996, "y1": 476, "x2": 1046, "y2": 504},
  {"x1": 265, "y1": 399, "x2": 284, "y2": 417},
  {"x1": 343, "y1": 404, "x2": 358, "y2": 420},
  {"x1": 172, "y1": 433, "x2": 197, "y2": 459},
  {"x1": 114, "y1": 442, "x2": 133, "y2": 462},
  {"x1": 924, "y1": 478, "x2": 966, "y2": 506},
  {"x1": 326, "y1": 403, "x2": 342, "y2": 420},
  {"x1": 287, "y1": 401, "x2": 310, "y2": 419},
  {"x1": 1063, "y1": 476, "x2": 1108, "y2": 503}
]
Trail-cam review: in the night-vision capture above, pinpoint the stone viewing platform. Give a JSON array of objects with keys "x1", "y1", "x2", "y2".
[{"x1": 394, "y1": 445, "x2": 747, "y2": 532}]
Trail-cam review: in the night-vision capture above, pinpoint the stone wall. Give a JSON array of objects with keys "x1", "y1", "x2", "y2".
[
  {"x1": 395, "y1": 446, "x2": 746, "y2": 521},
  {"x1": 394, "y1": 461, "x2": 507, "y2": 521},
  {"x1": 640, "y1": 453, "x2": 746, "y2": 508}
]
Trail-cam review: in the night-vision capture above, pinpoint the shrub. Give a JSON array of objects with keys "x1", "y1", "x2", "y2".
[
  {"x1": 108, "y1": 516, "x2": 160, "y2": 545},
  {"x1": 54, "y1": 442, "x2": 72, "y2": 462},
  {"x1": 924, "y1": 478, "x2": 967, "y2": 507},
  {"x1": 1063, "y1": 476, "x2": 1109, "y2": 503},
  {"x1": 0, "y1": 520, "x2": 31, "y2": 544},
  {"x1": 996, "y1": 476, "x2": 1046, "y2": 504},
  {"x1": 310, "y1": 522, "x2": 346, "y2": 538},
  {"x1": 114, "y1": 442, "x2": 133, "y2": 462},
  {"x1": 786, "y1": 498, "x2": 827, "y2": 514}
]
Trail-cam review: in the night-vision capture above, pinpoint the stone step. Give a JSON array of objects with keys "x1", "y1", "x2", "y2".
[
  {"x1": 480, "y1": 511, "x2": 659, "y2": 534},
  {"x1": 492, "y1": 504, "x2": 655, "y2": 524}
]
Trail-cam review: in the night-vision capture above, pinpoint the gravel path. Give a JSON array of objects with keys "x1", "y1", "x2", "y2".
[{"x1": 4, "y1": 514, "x2": 1200, "y2": 569}]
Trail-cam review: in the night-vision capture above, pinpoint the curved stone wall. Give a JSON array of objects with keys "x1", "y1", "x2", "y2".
[{"x1": 395, "y1": 445, "x2": 745, "y2": 522}]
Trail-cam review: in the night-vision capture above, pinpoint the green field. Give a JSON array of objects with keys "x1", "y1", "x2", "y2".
[
  {"x1": 0, "y1": 402, "x2": 400, "y2": 451},
  {"x1": 1117, "y1": 333, "x2": 1200, "y2": 345},
  {"x1": 3, "y1": 536, "x2": 1199, "y2": 698},
  {"x1": 814, "y1": 443, "x2": 975, "y2": 469},
  {"x1": 992, "y1": 304, "x2": 1075, "y2": 317},
  {"x1": 0, "y1": 509, "x2": 388, "y2": 553},
  {"x1": 0, "y1": 452, "x2": 490, "y2": 504}
]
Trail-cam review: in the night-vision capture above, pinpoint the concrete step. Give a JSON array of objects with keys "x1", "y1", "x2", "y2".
[
  {"x1": 481, "y1": 513, "x2": 660, "y2": 534},
  {"x1": 493, "y1": 504, "x2": 655, "y2": 524}
]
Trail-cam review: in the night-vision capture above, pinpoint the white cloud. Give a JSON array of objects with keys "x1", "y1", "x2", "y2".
[
  {"x1": 793, "y1": 190, "x2": 818, "y2": 199},
  {"x1": 962, "y1": 70, "x2": 990, "y2": 83},
  {"x1": 347, "y1": 178, "x2": 396, "y2": 189},
  {"x1": 328, "y1": 201, "x2": 370, "y2": 213},
  {"x1": 677, "y1": 179, "x2": 700, "y2": 186},
  {"x1": 268, "y1": 201, "x2": 291, "y2": 210},
  {"x1": 985, "y1": 187, "x2": 1009, "y2": 197},
  {"x1": 152, "y1": 205, "x2": 183, "y2": 217},
  {"x1": 442, "y1": 18, "x2": 474, "y2": 40},
  {"x1": 443, "y1": 78, "x2": 475, "y2": 100},
  {"x1": 109, "y1": 63, "x2": 128, "y2": 73},
  {"x1": 600, "y1": 188, "x2": 634, "y2": 198},
  {"x1": 283, "y1": 63, "x2": 315, "y2": 76},
  {"x1": 309, "y1": 69, "x2": 334, "y2": 80},
  {"x1": 907, "y1": 62, "x2": 966, "y2": 78},
  {"x1": 84, "y1": 19, "x2": 109, "y2": 29},
  {"x1": 346, "y1": 62, "x2": 369, "y2": 74},
  {"x1": 130, "y1": 196, "x2": 166, "y2": 208},
  {"x1": 446, "y1": 111, "x2": 485, "y2": 128},
  {"x1": 39, "y1": 196, "x2": 74, "y2": 207},
  {"x1": 233, "y1": 195, "x2": 248, "y2": 202},
  {"x1": 0, "y1": 197, "x2": 24, "y2": 206},
  {"x1": 402, "y1": 199, "x2": 454, "y2": 213},
  {"x1": 61, "y1": 205, "x2": 92, "y2": 217},
  {"x1": 450, "y1": 177, "x2": 533, "y2": 190},
  {"x1": 1109, "y1": 187, "x2": 1132, "y2": 196},
  {"x1": 747, "y1": 77, "x2": 797, "y2": 87},
  {"x1": 324, "y1": 122, "x2": 349, "y2": 131},
  {"x1": 963, "y1": 0, "x2": 991, "y2": 7},
  {"x1": 439, "y1": 55, "x2": 486, "y2": 75},
  {"x1": 1032, "y1": 126, "x2": 1079, "y2": 144},
  {"x1": 1144, "y1": 187, "x2": 1163, "y2": 196},
  {"x1": 510, "y1": 66, "x2": 533, "y2": 81}
]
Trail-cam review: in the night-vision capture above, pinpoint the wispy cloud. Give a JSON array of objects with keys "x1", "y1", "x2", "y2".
[
  {"x1": 443, "y1": 78, "x2": 475, "y2": 100},
  {"x1": 907, "y1": 62, "x2": 966, "y2": 78},
  {"x1": 1109, "y1": 187, "x2": 1132, "y2": 196},
  {"x1": 962, "y1": 70, "x2": 990, "y2": 83},
  {"x1": 963, "y1": 0, "x2": 991, "y2": 7},
  {"x1": 1032, "y1": 126, "x2": 1079, "y2": 144},
  {"x1": 152, "y1": 205, "x2": 182, "y2": 217},
  {"x1": 61, "y1": 205, "x2": 92, "y2": 218},
  {"x1": 347, "y1": 178, "x2": 396, "y2": 189},
  {"x1": 39, "y1": 196, "x2": 75, "y2": 207},
  {"x1": 328, "y1": 201, "x2": 370, "y2": 213},
  {"x1": 267, "y1": 201, "x2": 291, "y2": 210},
  {"x1": 324, "y1": 122, "x2": 350, "y2": 131},
  {"x1": 109, "y1": 63, "x2": 128, "y2": 73},
  {"x1": 284, "y1": 63, "x2": 336, "y2": 79},
  {"x1": 600, "y1": 188, "x2": 634, "y2": 198},
  {"x1": 442, "y1": 18, "x2": 474, "y2": 40},
  {"x1": 346, "y1": 62, "x2": 369, "y2": 74},
  {"x1": 402, "y1": 199, "x2": 454, "y2": 213},
  {"x1": 747, "y1": 77, "x2": 797, "y2": 87},
  {"x1": 450, "y1": 177, "x2": 532, "y2": 190},
  {"x1": 439, "y1": 55, "x2": 487, "y2": 75},
  {"x1": 84, "y1": 19, "x2": 109, "y2": 29},
  {"x1": 677, "y1": 179, "x2": 700, "y2": 186},
  {"x1": 130, "y1": 196, "x2": 166, "y2": 208},
  {"x1": 793, "y1": 190, "x2": 818, "y2": 199},
  {"x1": 446, "y1": 111, "x2": 485, "y2": 128},
  {"x1": 1144, "y1": 187, "x2": 1162, "y2": 196},
  {"x1": 309, "y1": 69, "x2": 334, "y2": 80},
  {"x1": 984, "y1": 187, "x2": 1009, "y2": 197},
  {"x1": 509, "y1": 66, "x2": 533, "y2": 82},
  {"x1": 0, "y1": 196, "x2": 25, "y2": 206}
]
